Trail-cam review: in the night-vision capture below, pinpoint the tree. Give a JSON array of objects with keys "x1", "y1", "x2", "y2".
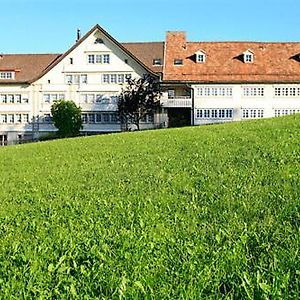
[
  {"x1": 117, "y1": 75, "x2": 161, "y2": 131},
  {"x1": 51, "y1": 100, "x2": 83, "y2": 137}
]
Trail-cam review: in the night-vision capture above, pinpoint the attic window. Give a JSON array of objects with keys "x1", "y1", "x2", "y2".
[
  {"x1": 196, "y1": 51, "x2": 206, "y2": 63},
  {"x1": 174, "y1": 59, "x2": 183, "y2": 65},
  {"x1": 0, "y1": 72, "x2": 14, "y2": 79},
  {"x1": 153, "y1": 58, "x2": 162, "y2": 66},
  {"x1": 243, "y1": 50, "x2": 254, "y2": 63},
  {"x1": 95, "y1": 38, "x2": 104, "y2": 44}
]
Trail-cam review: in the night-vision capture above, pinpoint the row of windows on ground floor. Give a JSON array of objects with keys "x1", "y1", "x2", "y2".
[
  {"x1": 195, "y1": 108, "x2": 300, "y2": 119},
  {"x1": 41, "y1": 112, "x2": 155, "y2": 124}
]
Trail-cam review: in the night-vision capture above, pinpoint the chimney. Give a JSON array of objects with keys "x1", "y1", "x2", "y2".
[
  {"x1": 166, "y1": 31, "x2": 187, "y2": 50},
  {"x1": 76, "y1": 29, "x2": 81, "y2": 42}
]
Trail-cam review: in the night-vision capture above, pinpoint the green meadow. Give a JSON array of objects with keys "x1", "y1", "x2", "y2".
[{"x1": 0, "y1": 116, "x2": 299, "y2": 299}]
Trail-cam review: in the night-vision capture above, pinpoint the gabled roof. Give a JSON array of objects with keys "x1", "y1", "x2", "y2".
[
  {"x1": 0, "y1": 54, "x2": 61, "y2": 84},
  {"x1": 0, "y1": 24, "x2": 161, "y2": 85},
  {"x1": 164, "y1": 41, "x2": 300, "y2": 83},
  {"x1": 28, "y1": 24, "x2": 159, "y2": 83}
]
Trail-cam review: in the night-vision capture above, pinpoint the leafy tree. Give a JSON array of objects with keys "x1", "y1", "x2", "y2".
[
  {"x1": 118, "y1": 75, "x2": 161, "y2": 131},
  {"x1": 51, "y1": 100, "x2": 83, "y2": 137}
]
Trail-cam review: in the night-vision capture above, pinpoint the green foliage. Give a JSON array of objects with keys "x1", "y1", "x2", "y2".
[
  {"x1": 51, "y1": 100, "x2": 82, "y2": 137},
  {"x1": 118, "y1": 75, "x2": 161, "y2": 130},
  {"x1": 0, "y1": 115, "x2": 300, "y2": 298}
]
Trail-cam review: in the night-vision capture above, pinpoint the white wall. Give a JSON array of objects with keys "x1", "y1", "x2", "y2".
[{"x1": 192, "y1": 84, "x2": 300, "y2": 125}]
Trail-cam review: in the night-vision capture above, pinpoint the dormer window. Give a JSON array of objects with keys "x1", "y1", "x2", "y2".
[
  {"x1": 0, "y1": 72, "x2": 14, "y2": 79},
  {"x1": 153, "y1": 58, "x2": 162, "y2": 66},
  {"x1": 243, "y1": 50, "x2": 254, "y2": 63},
  {"x1": 195, "y1": 50, "x2": 206, "y2": 63},
  {"x1": 174, "y1": 59, "x2": 183, "y2": 65}
]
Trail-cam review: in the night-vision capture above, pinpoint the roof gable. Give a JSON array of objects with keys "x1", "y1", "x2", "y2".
[{"x1": 29, "y1": 24, "x2": 159, "y2": 83}]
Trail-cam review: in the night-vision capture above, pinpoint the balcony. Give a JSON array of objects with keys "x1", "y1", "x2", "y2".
[{"x1": 161, "y1": 93, "x2": 192, "y2": 108}]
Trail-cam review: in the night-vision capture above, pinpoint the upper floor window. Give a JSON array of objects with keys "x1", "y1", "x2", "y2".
[
  {"x1": 243, "y1": 50, "x2": 254, "y2": 63},
  {"x1": 243, "y1": 87, "x2": 264, "y2": 97},
  {"x1": 102, "y1": 73, "x2": 131, "y2": 84},
  {"x1": 0, "y1": 72, "x2": 14, "y2": 79},
  {"x1": 0, "y1": 94, "x2": 28, "y2": 104},
  {"x1": 153, "y1": 58, "x2": 162, "y2": 66},
  {"x1": 65, "y1": 74, "x2": 88, "y2": 84},
  {"x1": 274, "y1": 86, "x2": 300, "y2": 97},
  {"x1": 196, "y1": 86, "x2": 233, "y2": 97},
  {"x1": 174, "y1": 59, "x2": 183, "y2": 65},
  {"x1": 87, "y1": 54, "x2": 110, "y2": 64},
  {"x1": 195, "y1": 50, "x2": 206, "y2": 63}
]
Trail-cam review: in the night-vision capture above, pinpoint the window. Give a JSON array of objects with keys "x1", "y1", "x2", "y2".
[
  {"x1": 110, "y1": 114, "x2": 118, "y2": 122},
  {"x1": 153, "y1": 58, "x2": 162, "y2": 66},
  {"x1": 16, "y1": 114, "x2": 22, "y2": 123},
  {"x1": 103, "y1": 74, "x2": 110, "y2": 84},
  {"x1": 82, "y1": 114, "x2": 88, "y2": 123},
  {"x1": 0, "y1": 95, "x2": 7, "y2": 103},
  {"x1": 43, "y1": 93, "x2": 65, "y2": 103},
  {"x1": 243, "y1": 87, "x2": 265, "y2": 97},
  {"x1": 274, "y1": 109, "x2": 300, "y2": 117},
  {"x1": 96, "y1": 113, "x2": 102, "y2": 123},
  {"x1": 95, "y1": 38, "x2": 104, "y2": 44},
  {"x1": 87, "y1": 54, "x2": 110, "y2": 64},
  {"x1": 1, "y1": 114, "x2": 7, "y2": 123},
  {"x1": 243, "y1": 51, "x2": 254, "y2": 63},
  {"x1": 111, "y1": 74, "x2": 117, "y2": 84},
  {"x1": 196, "y1": 51, "x2": 206, "y2": 63},
  {"x1": 118, "y1": 74, "x2": 125, "y2": 83},
  {"x1": 167, "y1": 89, "x2": 175, "y2": 99},
  {"x1": 174, "y1": 59, "x2": 183, "y2": 65},
  {"x1": 274, "y1": 86, "x2": 300, "y2": 97},
  {"x1": 195, "y1": 108, "x2": 234, "y2": 119},
  {"x1": 88, "y1": 113, "x2": 95, "y2": 123},
  {"x1": 65, "y1": 74, "x2": 87, "y2": 84},
  {"x1": 22, "y1": 114, "x2": 29, "y2": 123},
  {"x1": 103, "y1": 114, "x2": 110, "y2": 122},
  {"x1": 242, "y1": 109, "x2": 264, "y2": 119},
  {"x1": 88, "y1": 55, "x2": 95, "y2": 64},
  {"x1": 0, "y1": 72, "x2": 14, "y2": 79},
  {"x1": 95, "y1": 55, "x2": 102, "y2": 64},
  {"x1": 0, "y1": 94, "x2": 28, "y2": 104},
  {"x1": 102, "y1": 73, "x2": 131, "y2": 84},
  {"x1": 103, "y1": 54, "x2": 110, "y2": 64},
  {"x1": 80, "y1": 74, "x2": 88, "y2": 84},
  {"x1": 196, "y1": 87, "x2": 233, "y2": 97}
]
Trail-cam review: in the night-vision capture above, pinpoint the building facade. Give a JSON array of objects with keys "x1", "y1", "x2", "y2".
[{"x1": 1, "y1": 25, "x2": 300, "y2": 145}]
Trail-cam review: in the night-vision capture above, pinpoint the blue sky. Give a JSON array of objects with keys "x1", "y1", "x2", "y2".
[{"x1": 1, "y1": 0, "x2": 300, "y2": 53}]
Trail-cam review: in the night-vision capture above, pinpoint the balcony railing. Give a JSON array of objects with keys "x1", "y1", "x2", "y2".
[{"x1": 161, "y1": 95, "x2": 192, "y2": 108}]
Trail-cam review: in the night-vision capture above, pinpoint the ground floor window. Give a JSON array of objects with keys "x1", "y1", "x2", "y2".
[
  {"x1": 242, "y1": 109, "x2": 264, "y2": 119},
  {"x1": 274, "y1": 109, "x2": 300, "y2": 117},
  {"x1": 81, "y1": 112, "x2": 119, "y2": 124},
  {"x1": 196, "y1": 108, "x2": 233, "y2": 119}
]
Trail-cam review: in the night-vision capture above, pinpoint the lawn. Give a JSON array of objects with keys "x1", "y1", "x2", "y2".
[{"x1": 0, "y1": 116, "x2": 299, "y2": 299}]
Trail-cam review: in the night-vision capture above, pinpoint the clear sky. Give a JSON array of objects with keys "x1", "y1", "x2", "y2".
[{"x1": 1, "y1": 0, "x2": 300, "y2": 54}]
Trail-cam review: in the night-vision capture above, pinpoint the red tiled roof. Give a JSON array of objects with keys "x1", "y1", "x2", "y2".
[
  {"x1": 122, "y1": 42, "x2": 164, "y2": 73},
  {"x1": 0, "y1": 54, "x2": 61, "y2": 83},
  {"x1": 164, "y1": 32, "x2": 300, "y2": 83}
]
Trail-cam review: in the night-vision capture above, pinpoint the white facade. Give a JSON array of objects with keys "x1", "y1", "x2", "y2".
[
  {"x1": 0, "y1": 27, "x2": 164, "y2": 145},
  {"x1": 192, "y1": 84, "x2": 300, "y2": 125}
]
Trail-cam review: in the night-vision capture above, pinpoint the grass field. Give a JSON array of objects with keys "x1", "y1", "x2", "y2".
[{"x1": 0, "y1": 116, "x2": 300, "y2": 299}]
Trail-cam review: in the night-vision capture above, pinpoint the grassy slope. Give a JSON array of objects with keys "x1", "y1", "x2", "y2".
[{"x1": 0, "y1": 116, "x2": 299, "y2": 299}]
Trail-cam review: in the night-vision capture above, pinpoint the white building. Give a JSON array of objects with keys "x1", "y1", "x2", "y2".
[
  {"x1": 0, "y1": 25, "x2": 165, "y2": 145},
  {"x1": 1, "y1": 25, "x2": 300, "y2": 145}
]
